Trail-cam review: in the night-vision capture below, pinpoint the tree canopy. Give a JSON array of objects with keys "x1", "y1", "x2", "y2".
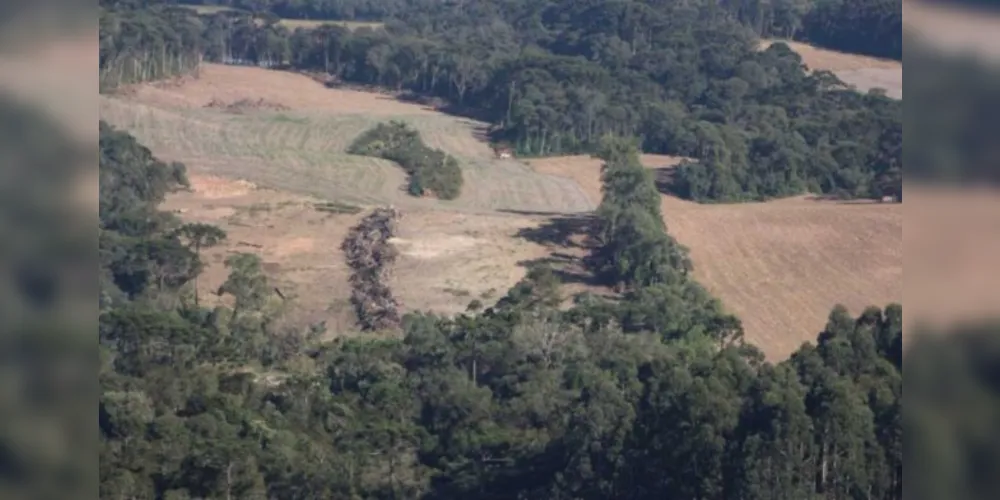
[{"x1": 101, "y1": 0, "x2": 902, "y2": 202}]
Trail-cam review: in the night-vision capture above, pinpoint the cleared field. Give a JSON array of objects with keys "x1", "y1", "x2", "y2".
[
  {"x1": 102, "y1": 63, "x2": 903, "y2": 359},
  {"x1": 163, "y1": 175, "x2": 554, "y2": 334},
  {"x1": 529, "y1": 156, "x2": 902, "y2": 360},
  {"x1": 762, "y1": 39, "x2": 902, "y2": 98},
  {"x1": 101, "y1": 64, "x2": 593, "y2": 213}
]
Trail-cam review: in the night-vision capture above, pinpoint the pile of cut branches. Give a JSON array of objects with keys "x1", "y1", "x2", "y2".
[{"x1": 341, "y1": 207, "x2": 402, "y2": 330}]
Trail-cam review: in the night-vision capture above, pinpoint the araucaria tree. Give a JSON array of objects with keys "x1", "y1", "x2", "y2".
[{"x1": 341, "y1": 206, "x2": 402, "y2": 330}]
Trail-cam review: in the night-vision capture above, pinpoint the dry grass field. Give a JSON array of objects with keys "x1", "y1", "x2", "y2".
[
  {"x1": 529, "y1": 156, "x2": 902, "y2": 359},
  {"x1": 100, "y1": 64, "x2": 593, "y2": 213},
  {"x1": 183, "y1": 4, "x2": 384, "y2": 31},
  {"x1": 761, "y1": 39, "x2": 902, "y2": 98}
]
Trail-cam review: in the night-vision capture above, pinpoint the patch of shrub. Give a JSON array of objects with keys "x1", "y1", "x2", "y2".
[{"x1": 348, "y1": 121, "x2": 464, "y2": 200}]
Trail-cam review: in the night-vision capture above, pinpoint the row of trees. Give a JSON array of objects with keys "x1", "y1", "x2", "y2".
[
  {"x1": 100, "y1": 123, "x2": 904, "y2": 498},
  {"x1": 101, "y1": 1, "x2": 902, "y2": 202},
  {"x1": 99, "y1": 4, "x2": 206, "y2": 90},
  {"x1": 348, "y1": 121, "x2": 464, "y2": 199}
]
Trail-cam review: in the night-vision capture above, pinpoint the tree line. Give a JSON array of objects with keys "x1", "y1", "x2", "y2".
[
  {"x1": 101, "y1": 1, "x2": 902, "y2": 202},
  {"x1": 171, "y1": 0, "x2": 902, "y2": 62},
  {"x1": 100, "y1": 121, "x2": 904, "y2": 498}
]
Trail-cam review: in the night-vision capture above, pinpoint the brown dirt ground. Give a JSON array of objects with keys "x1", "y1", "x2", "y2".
[
  {"x1": 528, "y1": 156, "x2": 902, "y2": 360},
  {"x1": 164, "y1": 175, "x2": 557, "y2": 336}
]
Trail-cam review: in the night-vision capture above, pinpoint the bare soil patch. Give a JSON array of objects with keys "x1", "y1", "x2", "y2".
[
  {"x1": 528, "y1": 156, "x2": 902, "y2": 360},
  {"x1": 165, "y1": 176, "x2": 557, "y2": 334},
  {"x1": 390, "y1": 211, "x2": 558, "y2": 315}
]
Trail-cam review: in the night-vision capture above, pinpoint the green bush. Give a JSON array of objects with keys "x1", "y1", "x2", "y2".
[{"x1": 348, "y1": 121, "x2": 464, "y2": 200}]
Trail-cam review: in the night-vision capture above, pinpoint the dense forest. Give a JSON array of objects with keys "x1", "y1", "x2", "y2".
[
  {"x1": 100, "y1": 0, "x2": 902, "y2": 202},
  {"x1": 170, "y1": 0, "x2": 902, "y2": 60},
  {"x1": 100, "y1": 119, "x2": 904, "y2": 499}
]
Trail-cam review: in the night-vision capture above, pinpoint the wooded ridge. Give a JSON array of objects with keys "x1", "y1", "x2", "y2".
[{"x1": 100, "y1": 0, "x2": 902, "y2": 202}]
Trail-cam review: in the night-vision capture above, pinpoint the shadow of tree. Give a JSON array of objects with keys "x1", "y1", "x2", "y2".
[
  {"x1": 652, "y1": 166, "x2": 678, "y2": 195},
  {"x1": 516, "y1": 257, "x2": 604, "y2": 287},
  {"x1": 511, "y1": 214, "x2": 597, "y2": 249},
  {"x1": 509, "y1": 213, "x2": 611, "y2": 289}
]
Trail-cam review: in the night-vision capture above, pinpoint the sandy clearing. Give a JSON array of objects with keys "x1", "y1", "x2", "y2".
[{"x1": 390, "y1": 210, "x2": 555, "y2": 315}]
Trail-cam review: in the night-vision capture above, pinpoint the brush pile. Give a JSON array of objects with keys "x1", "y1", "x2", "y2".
[
  {"x1": 204, "y1": 97, "x2": 289, "y2": 113},
  {"x1": 341, "y1": 207, "x2": 402, "y2": 331}
]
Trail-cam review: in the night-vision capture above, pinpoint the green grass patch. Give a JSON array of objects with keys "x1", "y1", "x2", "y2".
[{"x1": 313, "y1": 201, "x2": 362, "y2": 215}]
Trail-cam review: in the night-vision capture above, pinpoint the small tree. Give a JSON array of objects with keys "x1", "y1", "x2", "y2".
[
  {"x1": 218, "y1": 253, "x2": 270, "y2": 322},
  {"x1": 175, "y1": 223, "x2": 227, "y2": 306}
]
